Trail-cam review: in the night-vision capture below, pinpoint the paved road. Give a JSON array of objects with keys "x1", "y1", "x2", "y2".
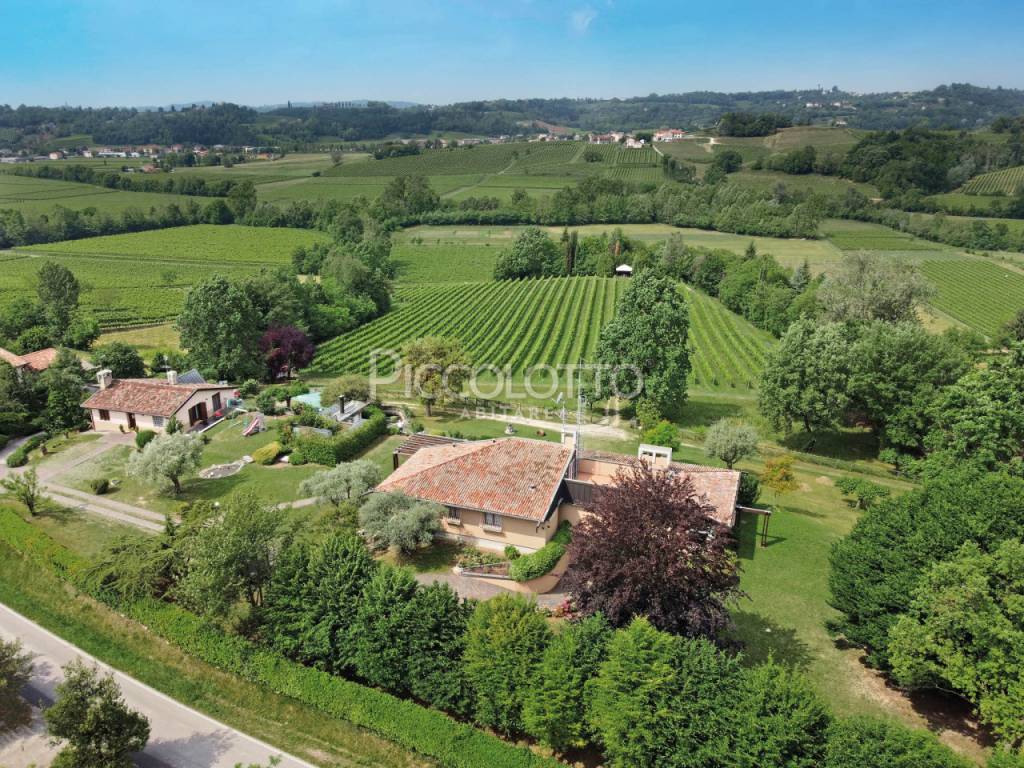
[{"x1": 0, "y1": 602, "x2": 318, "y2": 768}]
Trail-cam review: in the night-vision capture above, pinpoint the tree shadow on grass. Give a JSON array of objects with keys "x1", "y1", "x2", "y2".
[
  {"x1": 779, "y1": 427, "x2": 879, "y2": 462},
  {"x1": 676, "y1": 399, "x2": 747, "y2": 430},
  {"x1": 730, "y1": 611, "x2": 814, "y2": 670},
  {"x1": 734, "y1": 511, "x2": 787, "y2": 561}
]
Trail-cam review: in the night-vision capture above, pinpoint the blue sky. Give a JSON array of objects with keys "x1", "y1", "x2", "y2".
[{"x1": 2, "y1": 0, "x2": 1023, "y2": 106}]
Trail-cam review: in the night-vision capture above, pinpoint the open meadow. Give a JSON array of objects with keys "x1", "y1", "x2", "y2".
[
  {"x1": 0, "y1": 173, "x2": 209, "y2": 215},
  {"x1": 3, "y1": 225, "x2": 327, "y2": 327}
]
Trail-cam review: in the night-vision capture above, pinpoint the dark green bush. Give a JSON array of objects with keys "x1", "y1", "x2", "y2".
[
  {"x1": 4, "y1": 435, "x2": 45, "y2": 468},
  {"x1": 508, "y1": 521, "x2": 571, "y2": 582},
  {"x1": 135, "y1": 430, "x2": 156, "y2": 451},
  {"x1": 503, "y1": 545, "x2": 521, "y2": 561},
  {"x1": 291, "y1": 408, "x2": 387, "y2": 465},
  {"x1": 89, "y1": 478, "x2": 110, "y2": 495}
]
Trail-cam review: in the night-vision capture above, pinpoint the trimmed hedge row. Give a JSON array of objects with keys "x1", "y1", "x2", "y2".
[
  {"x1": 292, "y1": 408, "x2": 388, "y2": 466},
  {"x1": 5, "y1": 434, "x2": 46, "y2": 468},
  {"x1": 509, "y1": 521, "x2": 571, "y2": 582},
  {"x1": 0, "y1": 507, "x2": 560, "y2": 768}
]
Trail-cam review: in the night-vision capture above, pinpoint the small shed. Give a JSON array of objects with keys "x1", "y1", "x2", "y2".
[{"x1": 615, "y1": 263, "x2": 633, "y2": 278}]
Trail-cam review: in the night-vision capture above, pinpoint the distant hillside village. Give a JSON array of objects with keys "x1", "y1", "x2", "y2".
[{"x1": 0, "y1": 126, "x2": 690, "y2": 166}]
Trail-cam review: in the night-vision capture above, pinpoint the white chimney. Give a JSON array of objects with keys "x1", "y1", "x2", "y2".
[
  {"x1": 167, "y1": 370, "x2": 178, "y2": 386},
  {"x1": 97, "y1": 369, "x2": 112, "y2": 390}
]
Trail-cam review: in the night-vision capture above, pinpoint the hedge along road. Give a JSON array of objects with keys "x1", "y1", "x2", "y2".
[{"x1": 0, "y1": 602, "x2": 317, "y2": 768}]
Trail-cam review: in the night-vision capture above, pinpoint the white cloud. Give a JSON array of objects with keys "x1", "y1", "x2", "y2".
[{"x1": 569, "y1": 6, "x2": 597, "y2": 34}]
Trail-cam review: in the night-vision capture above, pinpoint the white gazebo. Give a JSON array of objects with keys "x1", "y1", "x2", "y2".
[{"x1": 615, "y1": 263, "x2": 633, "y2": 277}]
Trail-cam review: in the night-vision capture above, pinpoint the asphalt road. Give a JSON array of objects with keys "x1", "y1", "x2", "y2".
[{"x1": 0, "y1": 602, "x2": 318, "y2": 768}]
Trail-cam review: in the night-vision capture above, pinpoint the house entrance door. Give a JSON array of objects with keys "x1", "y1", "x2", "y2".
[{"x1": 127, "y1": 413, "x2": 136, "y2": 430}]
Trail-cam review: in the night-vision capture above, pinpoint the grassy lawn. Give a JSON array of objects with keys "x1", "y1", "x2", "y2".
[
  {"x1": 53, "y1": 418, "x2": 321, "y2": 514},
  {"x1": 1, "y1": 500, "x2": 143, "y2": 560},
  {"x1": 96, "y1": 323, "x2": 181, "y2": 355},
  {"x1": 378, "y1": 540, "x2": 465, "y2": 573},
  {"x1": 0, "y1": 540, "x2": 430, "y2": 768}
]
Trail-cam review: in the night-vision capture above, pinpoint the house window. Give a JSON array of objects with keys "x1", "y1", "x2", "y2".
[
  {"x1": 98, "y1": 410, "x2": 110, "y2": 421},
  {"x1": 152, "y1": 416, "x2": 164, "y2": 428},
  {"x1": 483, "y1": 512, "x2": 502, "y2": 531},
  {"x1": 445, "y1": 508, "x2": 461, "y2": 525}
]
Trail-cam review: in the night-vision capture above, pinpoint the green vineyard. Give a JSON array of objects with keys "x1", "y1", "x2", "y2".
[
  {"x1": 920, "y1": 259, "x2": 1024, "y2": 337},
  {"x1": 311, "y1": 276, "x2": 774, "y2": 392},
  {"x1": 962, "y1": 165, "x2": 1024, "y2": 196}
]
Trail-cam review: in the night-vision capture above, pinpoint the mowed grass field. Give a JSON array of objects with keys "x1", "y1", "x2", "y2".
[
  {"x1": 2, "y1": 225, "x2": 327, "y2": 328},
  {"x1": 0, "y1": 173, "x2": 209, "y2": 216}
]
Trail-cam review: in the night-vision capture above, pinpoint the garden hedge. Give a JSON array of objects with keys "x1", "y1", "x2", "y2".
[
  {"x1": 4, "y1": 434, "x2": 46, "y2": 468},
  {"x1": 251, "y1": 441, "x2": 281, "y2": 466},
  {"x1": 509, "y1": 521, "x2": 571, "y2": 582},
  {"x1": 0, "y1": 507, "x2": 560, "y2": 768},
  {"x1": 292, "y1": 408, "x2": 388, "y2": 466}
]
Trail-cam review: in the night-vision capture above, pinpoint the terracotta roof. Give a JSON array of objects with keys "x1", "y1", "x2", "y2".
[
  {"x1": 81, "y1": 379, "x2": 234, "y2": 418},
  {"x1": 18, "y1": 348, "x2": 60, "y2": 372},
  {"x1": 579, "y1": 449, "x2": 742, "y2": 527},
  {"x1": 377, "y1": 438, "x2": 574, "y2": 523},
  {"x1": 0, "y1": 348, "x2": 27, "y2": 368}
]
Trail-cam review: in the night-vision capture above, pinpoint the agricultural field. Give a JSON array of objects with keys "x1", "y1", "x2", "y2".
[
  {"x1": 728, "y1": 170, "x2": 878, "y2": 197},
  {"x1": 17, "y1": 224, "x2": 326, "y2": 266},
  {"x1": 820, "y1": 219, "x2": 936, "y2": 251},
  {"x1": 2, "y1": 225, "x2": 326, "y2": 328},
  {"x1": 961, "y1": 164, "x2": 1024, "y2": 196},
  {"x1": 311, "y1": 274, "x2": 774, "y2": 394},
  {"x1": 0, "y1": 173, "x2": 208, "y2": 216},
  {"x1": 924, "y1": 191, "x2": 1007, "y2": 214},
  {"x1": 920, "y1": 259, "x2": 1024, "y2": 337},
  {"x1": 761, "y1": 125, "x2": 866, "y2": 154}
]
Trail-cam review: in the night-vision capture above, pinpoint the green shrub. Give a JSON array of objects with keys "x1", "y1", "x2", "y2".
[
  {"x1": 4, "y1": 435, "x2": 45, "y2": 468},
  {"x1": 291, "y1": 409, "x2": 387, "y2": 465},
  {"x1": 737, "y1": 472, "x2": 761, "y2": 506},
  {"x1": 251, "y1": 441, "x2": 281, "y2": 466},
  {"x1": 89, "y1": 478, "x2": 110, "y2": 495},
  {"x1": 503, "y1": 545, "x2": 521, "y2": 561},
  {"x1": 289, "y1": 449, "x2": 307, "y2": 466},
  {"x1": 135, "y1": 430, "x2": 156, "y2": 451},
  {"x1": 239, "y1": 379, "x2": 261, "y2": 397},
  {"x1": 509, "y1": 521, "x2": 571, "y2": 582}
]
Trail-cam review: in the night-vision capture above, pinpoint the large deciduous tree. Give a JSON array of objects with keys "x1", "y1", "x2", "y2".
[
  {"x1": 401, "y1": 336, "x2": 471, "y2": 416},
  {"x1": 493, "y1": 227, "x2": 563, "y2": 280},
  {"x1": 758, "y1": 318, "x2": 852, "y2": 434},
  {"x1": 45, "y1": 659, "x2": 150, "y2": 768},
  {"x1": 127, "y1": 432, "x2": 203, "y2": 495},
  {"x1": 847, "y1": 322, "x2": 969, "y2": 452},
  {"x1": 594, "y1": 269, "x2": 690, "y2": 419},
  {"x1": 0, "y1": 638, "x2": 33, "y2": 733},
  {"x1": 91, "y1": 342, "x2": 147, "y2": 379},
  {"x1": 818, "y1": 251, "x2": 934, "y2": 324},
  {"x1": 562, "y1": 461, "x2": 741, "y2": 639},
  {"x1": 259, "y1": 325, "x2": 314, "y2": 380},
  {"x1": 177, "y1": 275, "x2": 263, "y2": 381},
  {"x1": 173, "y1": 492, "x2": 279, "y2": 617},
  {"x1": 36, "y1": 261, "x2": 80, "y2": 343}
]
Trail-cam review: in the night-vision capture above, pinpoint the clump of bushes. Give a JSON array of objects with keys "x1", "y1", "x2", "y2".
[
  {"x1": 291, "y1": 408, "x2": 387, "y2": 465},
  {"x1": 835, "y1": 477, "x2": 891, "y2": 509},
  {"x1": 251, "y1": 441, "x2": 281, "y2": 466},
  {"x1": 509, "y1": 521, "x2": 571, "y2": 582},
  {"x1": 255, "y1": 390, "x2": 278, "y2": 415},
  {"x1": 239, "y1": 379, "x2": 261, "y2": 397},
  {"x1": 89, "y1": 478, "x2": 110, "y2": 495},
  {"x1": 135, "y1": 430, "x2": 157, "y2": 451},
  {"x1": 504, "y1": 544, "x2": 521, "y2": 560},
  {"x1": 5, "y1": 435, "x2": 46, "y2": 468}
]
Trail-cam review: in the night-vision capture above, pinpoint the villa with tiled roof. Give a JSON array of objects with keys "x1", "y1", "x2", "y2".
[{"x1": 377, "y1": 433, "x2": 741, "y2": 555}]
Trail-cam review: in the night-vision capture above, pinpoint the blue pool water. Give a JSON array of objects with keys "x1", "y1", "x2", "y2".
[{"x1": 292, "y1": 391, "x2": 322, "y2": 409}]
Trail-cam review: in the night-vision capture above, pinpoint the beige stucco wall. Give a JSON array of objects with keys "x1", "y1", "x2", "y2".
[
  {"x1": 87, "y1": 387, "x2": 233, "y2": 433},
  {"x1": 439, "y1": 507, "x2": 559, "y2": 553}
]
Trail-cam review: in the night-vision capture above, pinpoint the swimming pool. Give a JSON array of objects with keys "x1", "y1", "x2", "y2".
[{"x1": 292, "y1": 390, "x2": 322, "y2": 410}]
